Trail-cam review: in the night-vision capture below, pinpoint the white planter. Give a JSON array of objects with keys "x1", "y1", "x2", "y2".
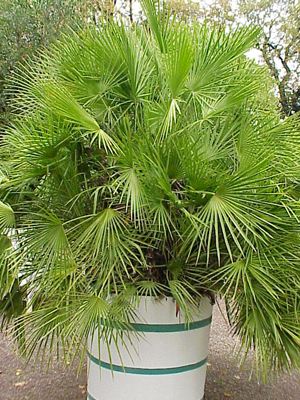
[{"x1": 87, "y1": 296, "x2": 213, "y2": 400}]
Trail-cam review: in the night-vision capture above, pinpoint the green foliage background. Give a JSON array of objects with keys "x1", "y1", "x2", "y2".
[{"x1": 0, "y1": 0, "x2": 101, "y2": 122}]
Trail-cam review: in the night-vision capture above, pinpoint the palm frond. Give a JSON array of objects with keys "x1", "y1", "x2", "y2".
[{"x1": 0, "y1": 201, "x2": 15, "y2": 231}]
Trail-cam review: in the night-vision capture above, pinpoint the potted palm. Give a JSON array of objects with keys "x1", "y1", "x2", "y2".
[{"x1": 1, "y1": 1, "x2": 300, "y2": 399}]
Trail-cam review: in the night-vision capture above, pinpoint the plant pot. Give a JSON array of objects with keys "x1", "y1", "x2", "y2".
[{"x1": 87, "y1": 296, "x2": 213, "y2": 400}]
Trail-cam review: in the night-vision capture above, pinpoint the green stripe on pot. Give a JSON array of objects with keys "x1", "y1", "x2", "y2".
[
  {"x1": 87, "y1": 351, "x2": 208, "y2": 375},
  {"x1": 131, "y1": 316, "x2": 212, "y2": 332},
  {"x1": 99, "y1": 316, "x2": 212, "y2": 333}
]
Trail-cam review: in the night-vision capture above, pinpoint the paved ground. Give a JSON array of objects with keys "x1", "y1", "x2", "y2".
[{"x1": 0, "y1": 302, "x2": 299, "y2": 400}]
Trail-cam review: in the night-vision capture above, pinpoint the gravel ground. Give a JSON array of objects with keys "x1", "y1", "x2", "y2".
[{"x1": 0, "y1": 302, "x2": 299, "y2": 400}]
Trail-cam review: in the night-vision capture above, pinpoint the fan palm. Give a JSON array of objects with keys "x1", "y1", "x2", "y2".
[{"x1": 0, "y1": 0, "x2": 299, "y2": 379}]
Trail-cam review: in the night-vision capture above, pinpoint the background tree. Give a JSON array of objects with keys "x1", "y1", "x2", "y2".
[
  {"x1": 239, "y1": 0, "x2": 300, "y2": 116},
  {"x1": 168, "y1": 0, "x2": 300, "y2": 117},
  {"x1": 0, "y1": 0, "x2": 103, "y2": 123}
]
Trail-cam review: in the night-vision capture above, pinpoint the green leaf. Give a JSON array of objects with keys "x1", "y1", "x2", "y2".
[{"x1": 0, "y1": 202, "x2": 15, "y2": 231}]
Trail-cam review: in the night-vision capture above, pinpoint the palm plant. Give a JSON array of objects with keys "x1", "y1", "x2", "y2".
[{"x1": 0, "y1": 0, "x2": 300, "y2": 380}]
